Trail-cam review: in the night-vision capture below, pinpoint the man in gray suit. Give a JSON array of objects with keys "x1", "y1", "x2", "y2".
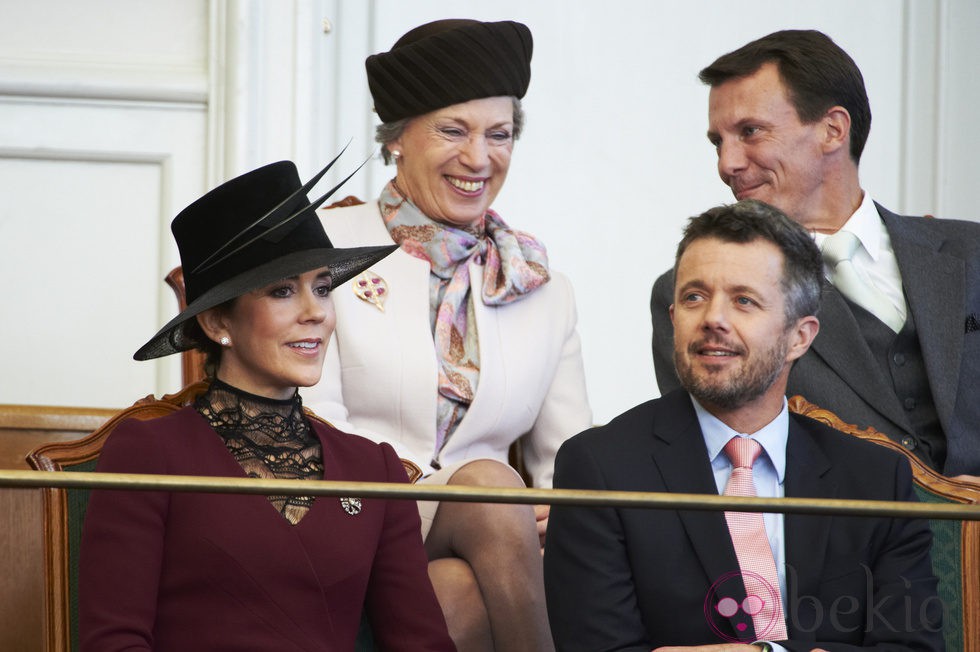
[{"x1": 651, "y1": 29, "x2": 980, "y2": 479}]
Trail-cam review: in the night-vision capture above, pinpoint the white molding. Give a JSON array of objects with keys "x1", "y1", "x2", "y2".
[
  {"x1": 0, "y1": 60, "x2": 206, "y2": 104},
  {"x1": 210, "y1": 0, "x2": 317, "y2": 179},
  {"x1": 933, "y1": 0, "x2": 950, "y2": 219},
  {"x1": 209, "y1": 1, "x2": 376, "y2": 193},
  {"x1": 216, "y1": 0, "x2": 251, "y2": 180},
  {"x1": 207, "y1": 0, "x2": 229, "y2": 188},
  {"x1": 0, "y1": 146, "x2": 168, "y2": 164},
  {"x1": 932, "y1": 0, "x2": 980, "y2": 222},
  {"x1": 292, "y1": 0, "x2": 318, "y2": 176},
  {"x1": 154, "y1": 154, "x2": 180, "y2": 392},
  {"x1": 312, "y1": 0, "x2": 380, "y2": 199},
  {"x1": 898, "y1": 0, "x2": 940, "y2": 216},
  {"x1": 0, "y1": 94, "x2": 203, "y2": 113}
]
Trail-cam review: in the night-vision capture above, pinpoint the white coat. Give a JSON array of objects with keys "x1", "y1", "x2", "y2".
[{"x1": 303, "y1": 200, "x2": 592, "y2": 487}]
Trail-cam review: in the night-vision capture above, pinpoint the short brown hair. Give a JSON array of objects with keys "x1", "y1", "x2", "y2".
[
  {"x1": 699, "y1": 30, "x2": 871, "y2": 164},
  {"x1": 676, "y1": 200, "x2": 824, "y2": 325}
]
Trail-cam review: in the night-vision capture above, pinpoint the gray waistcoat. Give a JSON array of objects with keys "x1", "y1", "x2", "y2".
[{"x1": 847, "y1": 298, "x2": 946, "y2": 471}]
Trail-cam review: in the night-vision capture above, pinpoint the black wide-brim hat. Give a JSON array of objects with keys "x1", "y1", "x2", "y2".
[
  {"x1": 365, "y1": 18, "x2": 532, "y2": 123},
  {"x1": 134, "y1": 157, "x2": 397, "y2": 361}
]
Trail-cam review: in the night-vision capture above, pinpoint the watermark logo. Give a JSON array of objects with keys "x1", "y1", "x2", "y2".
[
  {"x1": 702, "y1": 565, "x2": 944, "y2": 642},
  {"x1": 703, "y1": 570, "x2": 781, "y2": 643}
]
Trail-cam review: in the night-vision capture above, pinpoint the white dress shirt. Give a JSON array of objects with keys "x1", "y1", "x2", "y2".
[{"x1": 812, "y1": 191, "x2": 908, "y2": 322}]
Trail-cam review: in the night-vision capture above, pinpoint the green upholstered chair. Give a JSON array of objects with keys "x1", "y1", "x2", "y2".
[{"x1": 789, "y1": 395, "x2": 980, "y2": 652}]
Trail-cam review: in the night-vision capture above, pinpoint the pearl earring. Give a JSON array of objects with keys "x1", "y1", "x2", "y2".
[
  {"x1": 219, "y1": 336, "x2": 231, "y2": 347},
  {"x1": 391, "y1": 149, "x2": 401, "y2": 161}
]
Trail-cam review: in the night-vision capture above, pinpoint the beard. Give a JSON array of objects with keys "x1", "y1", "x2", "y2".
[{"x1": 674, "y1": 332, "x2": 790, "y2": 411}]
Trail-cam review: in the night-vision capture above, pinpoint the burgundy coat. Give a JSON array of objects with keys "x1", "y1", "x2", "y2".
[{"x1": 80, "y1": 407, "x2": 454, "y2": 651}]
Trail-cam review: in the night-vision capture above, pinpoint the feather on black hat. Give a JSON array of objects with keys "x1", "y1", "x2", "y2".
[{"x1": 133, "y1": 155, "x2": 396, "y2": 361}]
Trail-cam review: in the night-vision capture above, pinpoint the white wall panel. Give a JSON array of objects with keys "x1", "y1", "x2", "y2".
[
  {"x1": 0, "y1": 98, "x2": 206, "y2": 406},
  {"x1": 0, "y1": 1, "x2": 205, "y2": 63},
  {"x1": 0, "y1": 0, "x2": 207, "y2": 101},
  {"x1": 0, "y1": 155, "x2": 162, "y2": 406}
]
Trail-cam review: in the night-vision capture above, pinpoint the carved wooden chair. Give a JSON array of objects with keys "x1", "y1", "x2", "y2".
[
  {"x1": 0, "y1": 404, "x2": 118, "y2": 651},
  {"x1": 26, "y1": 382, "x2": 206, "y2": 652},
  {"x1": 788, "y1": 395, "x2": 980, "y2": 651}
]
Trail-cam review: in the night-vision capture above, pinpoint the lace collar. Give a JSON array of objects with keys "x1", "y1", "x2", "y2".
[{"x1": 195, "y1": 378, "x2": 323, "y2": 524}]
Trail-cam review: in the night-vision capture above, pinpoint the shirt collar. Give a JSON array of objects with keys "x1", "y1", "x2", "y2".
[
  {"x1": 812, "y1": 191, "x2": 883, "y2": 261},
  {"x1": 691, "y1": 395, "x2": 788, "y2": 483}
]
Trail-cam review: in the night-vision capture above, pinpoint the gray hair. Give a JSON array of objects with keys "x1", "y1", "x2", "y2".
[{"x1": 376, "y1": 97, "x2": 525, "y2": 164}]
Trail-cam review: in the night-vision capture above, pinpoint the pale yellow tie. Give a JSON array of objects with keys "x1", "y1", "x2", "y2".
[{"x1": 821, "y1": 231, "x2": 905, "y2": 332}]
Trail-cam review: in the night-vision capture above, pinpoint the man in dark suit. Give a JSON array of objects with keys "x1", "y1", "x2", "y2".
[
  {"x1": 650, "y1": 30, "x2": 980, "y2": 479},
  {"x1": 546, "y1": 201, "x2": 942, "y2": 651}
]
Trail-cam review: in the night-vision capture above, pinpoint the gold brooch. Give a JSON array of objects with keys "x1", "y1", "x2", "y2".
[
  {"x1": 352, "y1": 271, "x2": 388, "y2": 312},
  {"x1": 340, "y1": 497, "x2": 362, "y2": 516}
]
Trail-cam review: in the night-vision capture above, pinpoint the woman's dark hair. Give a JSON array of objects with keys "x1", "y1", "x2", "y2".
[
  {"x1": 699, "y1": 30, "x2": 871, "y2": 164},
  {"x1": 184, "y1": 302, "x2": 234, "y2": 379}
]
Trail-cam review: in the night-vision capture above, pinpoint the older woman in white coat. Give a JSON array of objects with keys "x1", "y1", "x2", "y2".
[{"x1": 304, "y1": 19, "x2": 592, "y2": 652}]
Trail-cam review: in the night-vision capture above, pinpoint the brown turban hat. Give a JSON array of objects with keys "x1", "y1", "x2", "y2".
[{"x1": 365, "y1": 19, "x2": 533, "y2": 123}]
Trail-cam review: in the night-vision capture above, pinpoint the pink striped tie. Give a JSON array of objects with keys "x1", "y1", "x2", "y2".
[{"x1": 722, "y1": 436, "x2": 788, "y2": 640}]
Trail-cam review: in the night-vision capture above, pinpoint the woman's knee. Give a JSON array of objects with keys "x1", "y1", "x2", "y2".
[
  {"x1": 426, "y1": 459, "x2": 537, "y2": 556},
  {"x1": 435, "y1": 460, "x2": 537, "y2": 546},
  {"x1": 447, "y1": 459, "x2": 525, "y2": 489}
]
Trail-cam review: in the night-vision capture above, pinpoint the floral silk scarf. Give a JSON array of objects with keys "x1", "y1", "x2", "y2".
[{"x1": 379, "y1": 180, "x2": 550, "y2": 456}]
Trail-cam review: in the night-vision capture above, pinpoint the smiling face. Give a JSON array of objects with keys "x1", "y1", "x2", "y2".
[
  {"x1": 707, "y1": 63, "x2": 829, "y2": 229},
  {"x1": 670, "y1": 237, "x2": 815, "y2": 419},
  {"x1": 389, "y1": 96, "x2": 515, "y2": 228},
  {"x1": 199, "y1": 267, "x2": 335, "y2": 400}
]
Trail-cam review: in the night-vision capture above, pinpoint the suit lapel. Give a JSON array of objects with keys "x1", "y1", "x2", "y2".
[
  {"x1": 783, "y1": 415, "x2": 835, "y2": 635},
  {"x1": 649, "y1": 394, "x2": 745, "y2": 613},
  {"x1": 881, "y1": 206, "x2": 965, "y2": 429}
]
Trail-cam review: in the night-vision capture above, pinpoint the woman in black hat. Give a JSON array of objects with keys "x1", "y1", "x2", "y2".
[
  {"x1": 78, "y1": 160, "x2": 455, "y2": 651},
  {"x1": 306, "y1": 19, "x2": 592, "y2": 651}
]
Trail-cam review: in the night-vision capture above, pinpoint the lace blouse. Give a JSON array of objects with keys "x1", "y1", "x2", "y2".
[{"x1": 195, "y1": 379, "x2": 323, "y2": 525}]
